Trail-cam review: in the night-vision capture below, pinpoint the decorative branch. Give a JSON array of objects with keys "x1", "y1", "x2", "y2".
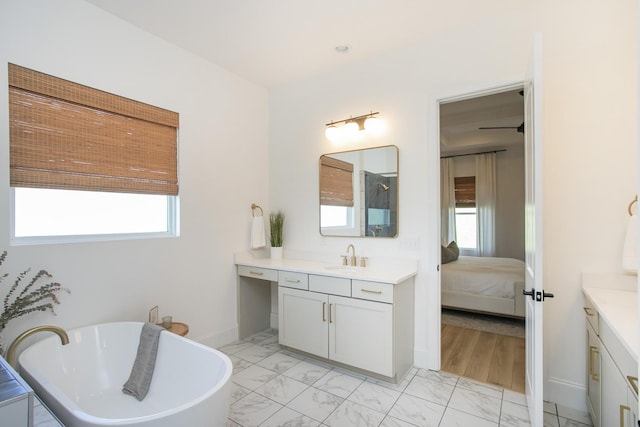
[{"x1": 0, "y1": 251, "x2": 70, "y2": 354}]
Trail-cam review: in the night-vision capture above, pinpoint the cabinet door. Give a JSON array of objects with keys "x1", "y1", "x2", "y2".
[
  {"x1": 586, "y1": 324, "x2": 601, "y2": 427},
  {"x1": 601, "y1": 344, "x2": 628, "y2": 427},
  {"x1": 328, "y1": 295, "x2": 393, "y2": 377},
  {"x1": 278, "y1": 287, "x2": 328, "y2": 358},
  {"x1": 625, "y1": 386, "x2": 638, "y2": 427}
]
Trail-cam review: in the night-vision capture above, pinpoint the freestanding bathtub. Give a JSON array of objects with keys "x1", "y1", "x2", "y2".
[{"x1": 18, "y1": 322, "x2": 232, "y2": 427}]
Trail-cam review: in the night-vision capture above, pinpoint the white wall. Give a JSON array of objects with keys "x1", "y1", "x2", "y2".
[
  {"x1": 0, "y1": 0, "x2": 269, "y2": 350},
  {"x1": 269, "y1": 0, "x2": 637, "y2": 410}
]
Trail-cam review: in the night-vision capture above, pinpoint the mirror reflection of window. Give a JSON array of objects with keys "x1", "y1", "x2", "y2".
[
  {"x1": 320, "y1": 205, "x2": 354, "y2": 228},
  {"x1": 319, "y1": 145, "x2": 398, "y2": 238}
]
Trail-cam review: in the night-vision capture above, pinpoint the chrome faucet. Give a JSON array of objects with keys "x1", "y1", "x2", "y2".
[
  {"x1": 6, "y1": 325, "x2": 70, "y2": 369},
  {"x1": 346, "y1": 244, "x2": 356, "y2": 266}
]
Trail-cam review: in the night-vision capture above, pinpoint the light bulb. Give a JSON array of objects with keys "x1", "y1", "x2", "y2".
[
  {"x1": 325, "y1": 125, "x2": 339, "y2": 141},
  {"x1": 364, "y1": 116, "x2": 382, "y2": 135}
]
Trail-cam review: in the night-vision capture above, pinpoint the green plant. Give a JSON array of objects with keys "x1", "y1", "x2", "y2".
[
  {"x1": 269, "y1": 210, "x2": 285, "y2": 247},
  {"x1": 0, "y1": 251, "x2": 70, "y2": 354}
]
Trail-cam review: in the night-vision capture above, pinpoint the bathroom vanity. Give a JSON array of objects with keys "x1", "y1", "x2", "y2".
[
  {"x1": 235, "y1": 253, "x2": 416, "y2": 383},
  {"x1": 582, "y1": 274, "x2": 638, "y2": 427}
]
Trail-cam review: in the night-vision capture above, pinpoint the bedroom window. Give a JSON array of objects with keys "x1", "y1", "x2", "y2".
[
  {"x1": 8, "y1": 63, "x2": 179, "y2": 244},
  {"x1": 454, "y1": 176, "x2": 477, "y2": 249}
]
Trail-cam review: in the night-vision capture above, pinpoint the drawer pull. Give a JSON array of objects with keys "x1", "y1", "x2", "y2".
[
  {"x1": 322, "y1": 302, "x2": 326, "y2": 322},
  {"x1": 628, "y1": 376, "x2": 638, "y2": 395},
  {"x1": 589, "y1": 346, "x2": 599, "y2": 381},
  {"x1": 583, "y1": 307, "x2": 595, "y2": 316},
  {"x1": 620, "y1": 404, "x2": 630, "y2": 427},
  {"x1": 249, "y1": 271, "x2": 264, "y2": 276},
  {"x1": 285, "y1": 279, "x2": 301, "y2": 283},
  {"x1": 361, "y1": 289, "x2": 382, "y2": 295}
]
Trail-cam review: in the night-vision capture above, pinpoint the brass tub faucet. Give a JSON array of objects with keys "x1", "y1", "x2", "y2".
[{"x1": 6, "y1": 325, "x2": 69, "y2": 368}]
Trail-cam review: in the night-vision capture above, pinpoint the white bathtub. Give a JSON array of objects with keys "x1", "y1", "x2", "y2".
[{"x1": 18, "y1": 322, "x2": 232, "y2": 427}]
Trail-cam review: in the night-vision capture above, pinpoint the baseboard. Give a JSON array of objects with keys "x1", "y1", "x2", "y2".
[
  {"x1": 195, "y1": 325, "x2": 238, "y2": 349},
  {"x1": 545, "y1": 376, "x2": 587, "y2": 412}
]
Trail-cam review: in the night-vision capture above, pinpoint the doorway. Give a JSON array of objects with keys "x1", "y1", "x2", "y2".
[{"x1": 438, "y1": 86, "x2": 526, "y2": 392}]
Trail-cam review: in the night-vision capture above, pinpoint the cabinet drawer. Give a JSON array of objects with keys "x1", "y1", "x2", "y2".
[
  {"x1": 309, "y1": 275, "x2": 351, "y2": 297},
  {"x1": 352, "y1": 280, "x2": 393, "y2": 303},
  {"x1": 278, "y1": 271, "x2": 309, "y2": 290},
  {"x1": 238, "y1": 265, "x2": 278, "y2": 281},
  {"x1": 583, "y1": 296, "x2": 599, "y2": 335}
]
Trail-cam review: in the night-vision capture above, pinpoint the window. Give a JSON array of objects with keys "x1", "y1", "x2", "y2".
[
  {"x1": 8, "y1": 64, "x2": 179, "y2": 244},
  {"x1": 320, "y1": 205, "x2": 354, "y2": 228},
  {"x1": 320, "y1": 155, "x2": 355, "y2": 233},
  {"x1": 454, "y1": 176, "x2": 477, "y2": 249}
]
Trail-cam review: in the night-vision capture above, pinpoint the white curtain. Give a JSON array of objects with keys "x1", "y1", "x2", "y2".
[
  {"x1": 475, "y1": 153, "x2": 496, "y2": 256},
  {"x1": 440, "y1": 158, "x2": 456, "y2": 245}
]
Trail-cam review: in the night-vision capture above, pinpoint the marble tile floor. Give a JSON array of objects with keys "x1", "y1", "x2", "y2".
[{"x1": 220, "y1": 329, "x2": 592, "y2": 427}]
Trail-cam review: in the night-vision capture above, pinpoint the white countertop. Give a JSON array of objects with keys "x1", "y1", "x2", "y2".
[
  {"x1": 583, "y1": 286, "x2": 638, "y2": 363},
  {"x1": 234, "y1": 252, "x2": 417, "y2": 284}
]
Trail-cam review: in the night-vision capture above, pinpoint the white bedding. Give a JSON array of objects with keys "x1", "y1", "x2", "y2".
[{"x1": 441, "y1": 256, "x2": 525, "y2": 299}]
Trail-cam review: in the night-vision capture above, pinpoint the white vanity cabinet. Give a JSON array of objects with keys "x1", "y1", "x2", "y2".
[
  {"x1": 583, "y1": 288, "x2": 638, "y2": 427},
  {"x1": 235, "y1": 255, "x2": 417, "y2": 382},
  {"x1": 278, "y1": 272, "x2": 412, "y2": 381},
  {"x1": 278, "y1": 286, "x2": 329, "y2": 357}
]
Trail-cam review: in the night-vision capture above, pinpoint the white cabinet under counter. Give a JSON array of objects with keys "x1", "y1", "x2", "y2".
[
  {"x1": 582, "y1": 285, "x2": 638, "y2": 427},
  {"x1": 235, "y1": 253, "x2": 417, "y2": 383}
]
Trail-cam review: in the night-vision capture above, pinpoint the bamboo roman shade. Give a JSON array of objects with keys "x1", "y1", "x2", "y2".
[
  {"x1": 454, "y1": 176, "x2": 476, "y2": 207},
  {"x1": 320, "y1": 156, "x2": 354, "y2": 207},
  {"x1": 8, "y1": 63, "x2": 179, "y2": 195}
]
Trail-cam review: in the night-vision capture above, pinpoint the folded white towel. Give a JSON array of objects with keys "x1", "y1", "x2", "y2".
[
  {"x1": 251, "y1": 216, "x2": 266, "y2": 249},
  {"x1": 622, "y1": 213, "x2": 637, "y2": 274}
]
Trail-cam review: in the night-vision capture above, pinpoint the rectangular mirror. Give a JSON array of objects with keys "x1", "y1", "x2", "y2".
[{"x1": 319, "y1": 145, "x2": 398, "y2": 237}]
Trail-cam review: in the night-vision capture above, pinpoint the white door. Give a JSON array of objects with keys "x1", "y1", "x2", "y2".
[{"x1": 524, "y1": 33, "x2": 547, "y2": 427}]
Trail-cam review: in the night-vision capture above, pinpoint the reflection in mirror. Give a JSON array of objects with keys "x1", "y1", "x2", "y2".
[{"x1": 319, "y1": 145, "x2": 398, "y2": 237}]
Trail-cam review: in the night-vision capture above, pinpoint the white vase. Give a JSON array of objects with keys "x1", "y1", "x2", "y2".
[{"x1": 270, "y1": 246, "x2": 283, "y2": 260}]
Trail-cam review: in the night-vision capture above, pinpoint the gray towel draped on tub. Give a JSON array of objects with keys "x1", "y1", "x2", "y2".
[{"x1": 122, "y1": 322, "x2": 164, "y2": 401}]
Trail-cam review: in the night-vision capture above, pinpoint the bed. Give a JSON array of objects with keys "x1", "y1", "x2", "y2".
[{"x1": 441, "y1": 255, "x2": 526, "y2": 318}]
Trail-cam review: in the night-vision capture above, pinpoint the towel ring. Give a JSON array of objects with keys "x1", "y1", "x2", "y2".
[
  {"x1": 251, "y1": 203, "x2": 264, "y2": 217},
  {"x1": 628, "y1": 195, "x2": 638, "y2": 216}
]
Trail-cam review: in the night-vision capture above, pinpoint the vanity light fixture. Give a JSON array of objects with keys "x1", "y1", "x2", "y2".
[{"x1": 325, "y1": 111, "x2": 381, "y2": 142}]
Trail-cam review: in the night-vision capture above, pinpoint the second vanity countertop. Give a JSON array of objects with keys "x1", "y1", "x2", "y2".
[
  {"x1": 234, "y1": 252, "x2": 417, "y2": 284},
  {"x1": 582, "y1": 286, "x2": 638, "y2": 364}
]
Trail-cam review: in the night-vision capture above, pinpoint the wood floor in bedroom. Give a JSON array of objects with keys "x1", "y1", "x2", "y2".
[{"x1": 441, "y1": 323, "x2": 525, "y2": 393}]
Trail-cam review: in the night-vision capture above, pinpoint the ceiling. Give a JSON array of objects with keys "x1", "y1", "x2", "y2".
[
  {"x1": 82, "y1": 0, "x2": 525, "y2": 89},
  {"x1": 440, "y1": 89, "x2": 524, "y2": 156},
  {"x1": 82, "y1": 1, "x2": 524, "y2": 152}
]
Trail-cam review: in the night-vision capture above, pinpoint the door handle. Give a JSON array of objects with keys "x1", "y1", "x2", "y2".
[
  {"x1": 522, "y1": 288, "x2": 554, "y2": 302},
  {"x1": 523, "y1": 288, "x2": 535, "y2": 300},
  {"x1": 589, "y1": 346, "x2": 600, "y2": 381},
  {"x1": 619, "y1": 404, "x2": 630, "y2": 427}
]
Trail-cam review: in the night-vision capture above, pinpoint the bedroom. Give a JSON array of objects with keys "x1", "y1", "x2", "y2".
[{"x1": 439, "y1": 88, "x2": 527, "y2": 391}]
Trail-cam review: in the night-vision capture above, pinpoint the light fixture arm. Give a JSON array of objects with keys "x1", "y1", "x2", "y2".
[{"x1": 325, "y1": 111, "x2": 379, "y2": 127}]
